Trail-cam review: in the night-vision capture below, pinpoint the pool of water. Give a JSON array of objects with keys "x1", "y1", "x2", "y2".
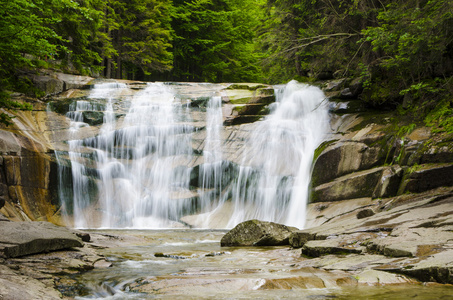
[{"x1": 67, "y1": 230, "x2": 453, "y2": 299}]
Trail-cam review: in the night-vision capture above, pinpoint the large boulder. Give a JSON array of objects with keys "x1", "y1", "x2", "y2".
[
  {"x1": 30, "y1": 74, "x2": 64, "y2": 96},
  {"x1": 312, "y1": 141, "x2": 385, "y2": 187},
  {"x1": 311, "y1": 167, "x2": 387, "y2": 202},
  {"x1": 220, "y1": 219, "x2": 296, "y2": 246},
  {"x1": 399, "y1": 163, "x2": 453, "y2": 194},
  {"x1": 0, "y1": 221, "x2": 83, "y2": 258}
]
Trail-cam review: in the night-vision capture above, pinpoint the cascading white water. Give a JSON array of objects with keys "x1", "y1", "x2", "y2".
[
  {"x1": 59, "y1": 82, "x2": 128, "y2": 228},
  {"x1": 197, "y1": 95, "x2": 225, "y2": 227},
  {"x1": 60, "y1": 82, "x2": 195, "y2": 228},
  {"x1": 227, "y1": 80, "x2": 329, "y2": 229},
  {"x1": 57, "y1": 80, "x2": 328, "y2": 229},
  {"x1": 111, "y1": 83, "x2": 194, "y2": 228}
]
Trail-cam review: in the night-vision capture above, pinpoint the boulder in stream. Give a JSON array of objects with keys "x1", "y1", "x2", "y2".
[{"x1": 220, "y1": 219, "x2": 296, "y2": 246}]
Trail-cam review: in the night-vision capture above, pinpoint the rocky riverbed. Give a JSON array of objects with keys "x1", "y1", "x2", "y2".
[{"x1": 1, "y1": 185, "x2": 452, "y2": 299}]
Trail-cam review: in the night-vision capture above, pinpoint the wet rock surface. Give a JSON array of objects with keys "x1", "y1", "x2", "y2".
[
  {"x1": 0, "y1": 77, "x2": 277, "y2": 225},
  {"x1": 220, "y1": 187, "x2": 453, "y2": 286},
  {"x1": 0, "y1": 223, "x2": 146, "y2": 299},
  {"x1": 312, "y1": 81, "x2": 453, "y2": 204},
  {"x1": 300, "y1": 187, "x2": 453, "y2": 284},
  {"x1": 1, "y1": 220, "x2": 453, "y2": 299}
]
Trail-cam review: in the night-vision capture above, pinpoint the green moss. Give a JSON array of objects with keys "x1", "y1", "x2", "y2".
[
  {"x1": 425, "y1": 99, "x2": 453, "y2": 134},
  {"x1": 407, "y1": 164, "x2": 422, "y2": 174},
  {"x1": 226, "y1": 84, "x2": 268, "y2": 91},
  {"x1": 230, "y1": 97, "x2": 253, "y2": 105},
  {"x1": 313, "y1": 139, "x2": 338, "y2": 162},
  {"x1": 257, "y1": 88, "x2": 274, "y2": 96}
]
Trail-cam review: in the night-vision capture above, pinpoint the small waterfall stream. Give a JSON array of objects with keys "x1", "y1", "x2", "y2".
[{"x1": 56, "y1": 80, "x2": 328, "y2": 229}]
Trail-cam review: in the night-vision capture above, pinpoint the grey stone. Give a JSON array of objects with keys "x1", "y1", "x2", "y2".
[
  {"x1": 220, "y1": 219, "x2": 295, "y2": 247},
  {"x1": 0, "y1": 221, "x2": 83, "y2": 258},
  {"x1": 55, "y1": 72, "x2": 93, "y2": 90},
  {"x1": 356, "y1": 208, "x2": 375, "y2": 219},
  {"x1": 312, "y1": 167, "x2": 385, "y2": 202},
  {"x1": 355, "y1": 269, "x2": 415, "y2": 285},
  {"x1": 31, "y1": 75, "x2": 64, "y2": 96},
  {"x1": 372, "y1": 165, "x2": 403, "y2": 198},
  {"x1": 348, "y1": 78, "x2": 363, "y2": 97},
  {"x1": 312, "y1": 141, "x2": 384, "y2": 187},
  {"x1": 289, "y1": 231, "x2": 316, "y2": 248},
  {"x1": 339, "y1": 88, "x2": 354, "y2": 99},
  {"x1": 323, "y1": 78, "x2": 348, "y2": 92},
  {"x1": 0, "y1": 211, "x2": 9, "y2": 221},
  {"x1": 403, "y1": 163, "x2": 453, "y2": 194}
]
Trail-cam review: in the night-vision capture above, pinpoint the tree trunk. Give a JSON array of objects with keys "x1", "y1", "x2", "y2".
[{"x1": 106, "y1": 58, "x2": 112, "y2": 78}]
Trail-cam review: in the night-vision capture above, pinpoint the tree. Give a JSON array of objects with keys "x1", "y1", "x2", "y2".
[
  {"x1": 259, "y1": 0, "x2": 453, "y2": 119},
  {"x1": 170, "y1": 0, "x2": 263, "y2": 82},
  {"x1": 104, "y1": 0, "x2": 174, "y2": 80},
  {"x1": 0, "y1": 0, "x2": 62, "y2": 124},
  {"x1": 360, "y1": 0, "x2": 453, "y2": 107},
  {"x1": 50, "y1": 0, "x2": 110, "y2": 75}
]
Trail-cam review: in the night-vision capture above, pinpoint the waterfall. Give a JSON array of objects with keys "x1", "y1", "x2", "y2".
[
  {"x1": 58, "y1": 82, "x2": 195, "y2": 228},
  {"x1": 197, "y1": 95, "x2": 226, "y2": 227},
  {"x1": 56, "y1": 80, "x2": 328, "y2": 229},
  {"x1": 226, "y1": 80, "x2": 328, "y2": 229}
]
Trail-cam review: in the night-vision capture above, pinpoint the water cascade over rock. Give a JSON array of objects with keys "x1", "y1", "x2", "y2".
[
  {"x1": 226, "y1": 83, "x2": 329, "y2": 228},
  {"x1": 55, "y1": 80, "x2": 329, "y2": 229}
]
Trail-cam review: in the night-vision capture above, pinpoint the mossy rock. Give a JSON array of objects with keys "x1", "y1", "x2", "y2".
[
  {"x1": 226, "y1": 83, "x2": 269, "y2": 91},
  {"x1": 220, "y1": 219, "x2": 296, "y2": 247}
]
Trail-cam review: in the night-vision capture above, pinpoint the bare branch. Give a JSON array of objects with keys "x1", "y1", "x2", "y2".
[{"x1": 282, "y1": 33, "x2": 359, "y2": 54}]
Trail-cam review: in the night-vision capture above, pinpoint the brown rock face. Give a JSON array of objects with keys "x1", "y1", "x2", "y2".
[{"x1": 0, "y1": 129, "x2": 60, "y2": 223}]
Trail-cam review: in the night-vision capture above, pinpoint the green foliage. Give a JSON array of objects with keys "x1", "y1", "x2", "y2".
[
  {"x1": 1, "y1": 0, "x2": 450, "y2": 127},
  {"x1": 169, "y1": 0, "x2": 264, "y2": 82},
  {"x1": 425, "y1": 98, "x2": 453, "y2": 133},
  {"x1": 0, "y1": 0, "x2": 65, "y2": 124},
  {"x1": 106, "y1": 0, "x2": 174, "y2": 79},
  {"x1": 359, "y1": 0, "x2": 453, "y2": 106},
  {"x1": 397, "y1": 123, "x2": 416, "y2": 137}
]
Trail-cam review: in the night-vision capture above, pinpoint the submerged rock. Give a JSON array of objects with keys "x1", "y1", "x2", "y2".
[{"x1": 220, "y1": 219, "x2": 296, "y2": 246}]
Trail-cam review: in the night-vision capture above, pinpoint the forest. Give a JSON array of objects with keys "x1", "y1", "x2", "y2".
[{"x1": 0, "y1": 0, "x2": 452, "y2": 129}]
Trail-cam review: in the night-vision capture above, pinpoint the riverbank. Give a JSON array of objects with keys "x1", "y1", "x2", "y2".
[{"x1": 1, "y1": 193, "x2": 452, "y2": 299}]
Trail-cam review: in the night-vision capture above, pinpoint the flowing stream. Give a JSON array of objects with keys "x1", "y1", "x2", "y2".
[
  {"x1": 65, "y1": 229, "x2": 453, "y2": 299},
  {"x1": 57, "y1": 80, "x2": 328, "y2": 229}
]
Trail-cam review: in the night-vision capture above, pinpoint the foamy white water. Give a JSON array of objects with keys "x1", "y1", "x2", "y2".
[
  {"x1": 227, "y1": 80, "x2": 328, "y2": 229},
  {"x1": 57, "y1": 80, "x2": 328, "y2": 229}
]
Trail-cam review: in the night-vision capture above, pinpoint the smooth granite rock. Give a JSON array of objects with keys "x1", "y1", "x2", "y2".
[{"x1": 0, "y1": 221, "x2": 83, "y2": 258}]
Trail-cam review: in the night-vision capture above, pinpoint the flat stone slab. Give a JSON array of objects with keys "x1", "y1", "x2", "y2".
[
  {"x1": 0, "y1": 221, "x2": 83, "y2": 258},
  {"x1": 355, "y1": 269, "x2": 417, "y2": 285},
  {"x1": 302, "y1": 239, "x2": 364, "y2": 257}
]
